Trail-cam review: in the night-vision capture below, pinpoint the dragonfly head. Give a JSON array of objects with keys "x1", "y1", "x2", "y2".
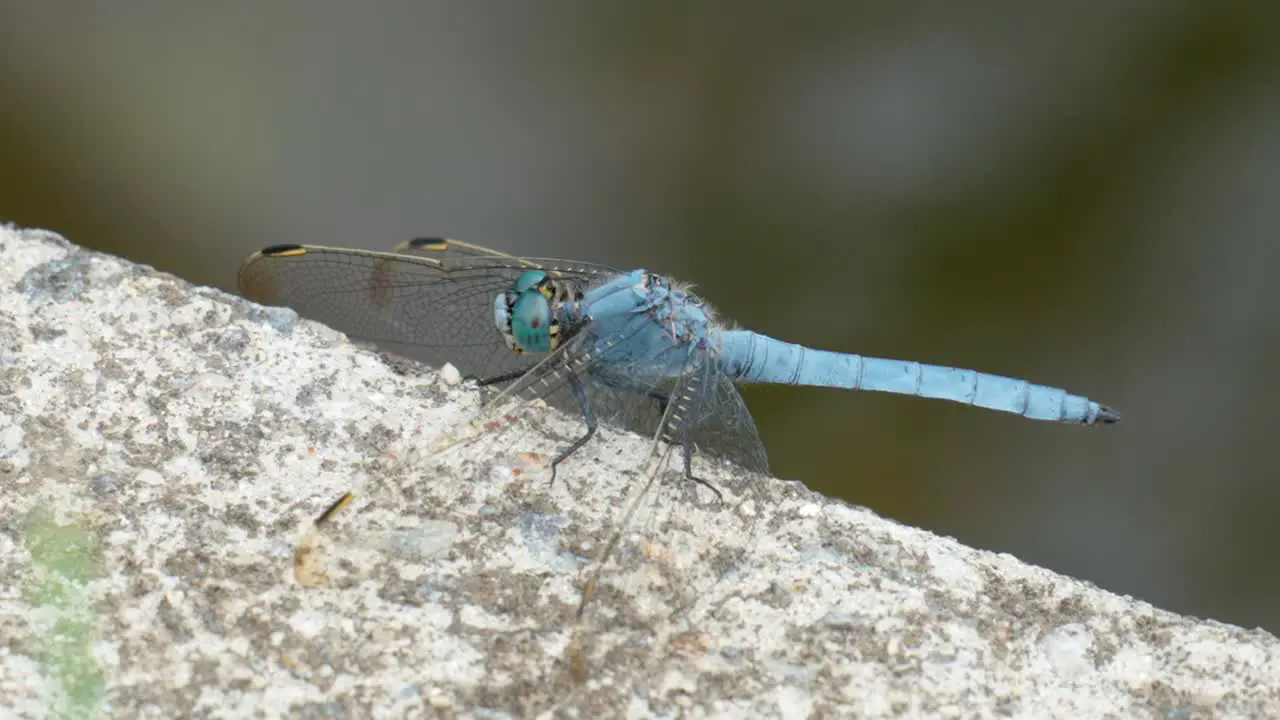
[{"x1": 493, "y1": 270, "x2": 563, "y2": 354}]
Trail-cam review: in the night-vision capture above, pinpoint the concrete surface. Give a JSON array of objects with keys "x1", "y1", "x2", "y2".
[{"x1": 1, "y1": 225, "x2": 1277, "y2": 719}]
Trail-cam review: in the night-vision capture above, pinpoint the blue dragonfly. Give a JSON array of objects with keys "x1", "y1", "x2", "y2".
[{"x1": 239, "y1": 237, "x2": 1117, "y2": 506}]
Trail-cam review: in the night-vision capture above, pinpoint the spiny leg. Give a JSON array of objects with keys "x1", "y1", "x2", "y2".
[{"x1": 548, "y1": 372, "x2": 598, "y2": 486}]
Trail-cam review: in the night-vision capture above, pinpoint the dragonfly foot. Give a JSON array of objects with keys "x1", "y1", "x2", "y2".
[
  {"x1": 679, "y1": 444, "x2": 724, "y2": 502},
  {"x1": 691, "y1": 474, "x2": 724, "y2": 503}
]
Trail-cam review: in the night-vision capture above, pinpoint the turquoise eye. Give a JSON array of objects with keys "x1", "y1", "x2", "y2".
[
  {"x1": 512, "y1": 270, "x2": 548, "y2": 295},
  {"x1": 510, "y1": 290, "x2": 555, "y2": 353}
]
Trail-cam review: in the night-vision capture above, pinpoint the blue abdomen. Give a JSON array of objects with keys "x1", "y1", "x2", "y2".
[{"x1": 717, "y1": 330, "x2": 1117, "y2": 425}]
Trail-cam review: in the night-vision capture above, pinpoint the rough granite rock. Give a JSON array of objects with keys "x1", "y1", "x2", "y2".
[{"x1": 1, "y1": 225, "x2": 1277, "y2": 719}]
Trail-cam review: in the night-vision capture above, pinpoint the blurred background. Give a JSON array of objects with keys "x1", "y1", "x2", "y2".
[{"x1": 2, "y1": 3, "x2": 1277, "y2": 635}]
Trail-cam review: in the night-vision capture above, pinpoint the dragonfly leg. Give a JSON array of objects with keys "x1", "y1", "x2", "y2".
[
  {"x1": 647, "y1": 394, "x2": 722, "y2": 499},
  {"x1": 681, "y1": 442, "x2": 723, "y2": 502},
  {"x1": 606, "y1": 381, "x2": 724, "y2": 501},
  {"x1": 548, "y1": 373, "x2": 598, "y2": 487}
]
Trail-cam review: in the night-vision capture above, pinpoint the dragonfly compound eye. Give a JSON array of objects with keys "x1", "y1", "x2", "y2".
[
  {"x1": 509, "y1": 289, "x2": 558, "y2": 353},
  {"x1": 512, "y1": 269, "x2": 550, "y2": 295}
]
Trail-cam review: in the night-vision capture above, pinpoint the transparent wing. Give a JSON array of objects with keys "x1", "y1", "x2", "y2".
[
  {"x1": 237, "y1": 242, "x2": 616, "y2": 382},
  {"x1": 568, "y1": 317, "x2": 773, "y2": 468},
  {"x1": 678, "y1": 352, "x2": 770, "y2": 477}
]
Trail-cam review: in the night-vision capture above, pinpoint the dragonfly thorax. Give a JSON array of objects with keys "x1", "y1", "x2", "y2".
[{"x1": 492, "y1": 269, "x2": 583, "y2": 355}]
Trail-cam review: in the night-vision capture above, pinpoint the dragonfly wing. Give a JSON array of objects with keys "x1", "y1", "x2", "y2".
[
  {"x1": 680, "y1": 353, "x2": 771, "y2": 477},
  {"x1": 240, "y1": 245, "x2": 513, "y2": 379},
  {"x1": 239, "y1": 241, "x2": 662, "y2": 470},
  {"x1": 389, "y1": 236, "x2": 624, "y2": 278},
  {"x1": 538, "y1": 321, "x2": 772, "y2": 480},
  {"x1": 239, "y1": 244, "x2": 592, "y2": 381}
]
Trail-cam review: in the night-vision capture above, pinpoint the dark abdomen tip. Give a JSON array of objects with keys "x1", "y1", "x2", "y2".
[{"x1": 1095, "y1": 405, "x2": 1121, "y2": 424}]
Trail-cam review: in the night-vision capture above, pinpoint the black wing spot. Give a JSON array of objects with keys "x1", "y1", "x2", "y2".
[
  {"x1": 406, "y1": 237, "x2": 450, "y2": 251},
  {"x1": 259, "y1": 244, "x2": 306, "y2": 256}
]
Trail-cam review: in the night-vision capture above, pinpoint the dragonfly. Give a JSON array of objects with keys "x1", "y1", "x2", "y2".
[
  {"x1": 238, "y1": 238, "x2": 1118, "y2": 673},
  {"x1": 239, "y1": 237, "x2": 1118, "y2": 483}
]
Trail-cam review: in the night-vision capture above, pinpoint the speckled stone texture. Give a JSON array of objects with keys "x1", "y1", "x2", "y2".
[{"x1": 1, "y1": 225, "x2": 1277, "y2": 719}]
